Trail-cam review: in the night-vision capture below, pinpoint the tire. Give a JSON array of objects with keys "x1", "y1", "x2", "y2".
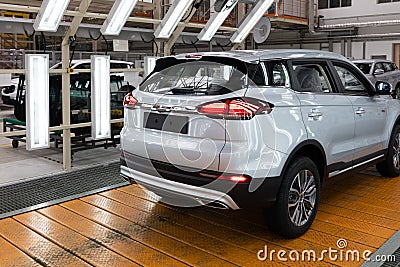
[
  {"x1": 395, "y1": 86, "x2": 400, "y2": 100},
  {"x1": 267, "y1": 156, "x2": 321, "y2": 238},
  {"x1": 12, "y1": 140, "x2": 19, "y2": 148},
  {"x1": 377, "y1": 125, "x2": 400, "y2": 177}
]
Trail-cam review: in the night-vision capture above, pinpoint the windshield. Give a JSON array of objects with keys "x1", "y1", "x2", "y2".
[
  {"x1": 354, "y1": 63, "x2": 372, "y2": 75},
  {"x1": 140, "y1": 61, "x2": 250, "y2": 95}
]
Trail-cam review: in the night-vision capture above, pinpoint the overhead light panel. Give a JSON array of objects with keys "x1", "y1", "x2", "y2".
[
  {"x1": 33, "y1": 0, "x2": 70, "y2": 32},
  {"x1": 154, "y1": 0, "x2": 195, "y2": 39},
  {"x1": 198, "y1": 0, "x2": 238, "y2": 41},
  {"x1": 101, "y1": 0, "x2": 139, "y2": 36},
  {"x1": 26, "y1": 54, "x2": 50, "y2": 150},
  {"x1": 91, "y1": 56, "x2": 111, "y2": 140},
  {"x1": 230, "y1": 0, "x2": 274, "y2": 43}
]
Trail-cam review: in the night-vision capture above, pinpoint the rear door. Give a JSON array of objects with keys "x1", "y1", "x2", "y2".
[{"x1": 290, "y1": 60, "x2": 355, "y2": 168}]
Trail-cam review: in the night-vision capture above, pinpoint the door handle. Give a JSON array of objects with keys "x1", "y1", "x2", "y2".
[
  {"x1": 308, "y1": 109, "x2": 322, "y2": 120},
  {"x1": 355, "y1": 107, "x2": 366, "y2": 115}
]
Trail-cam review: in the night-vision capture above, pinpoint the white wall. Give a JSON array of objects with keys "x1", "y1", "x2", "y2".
[{"x1": 319, "y1": 0, "x2": 400, "y2": 22}]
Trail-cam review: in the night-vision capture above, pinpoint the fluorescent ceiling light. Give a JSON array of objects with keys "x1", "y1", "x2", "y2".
[
  {"x1": 154, "y1": 0, "x2": 195, "y2": 39},
  {"x1": 101, "y1": 0, "x2": 139, "y2": 36},
  {"x1": 33, "y1": 0, "x2": 70, "y2": 32},
  {"x1": 230, "y1": 0, "x2": 274, "y2": 43},
  {"x1": 26, "y1": 54, "x2": 50, "y2": 150},
  {"x1": 198, "y1": 0, "x2": 238, "y2": 41},
  {"x1": 91, "y1": 56, "x2": 111, "y2": 140}
]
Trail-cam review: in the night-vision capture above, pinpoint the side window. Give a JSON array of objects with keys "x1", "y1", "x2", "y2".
[
  {"x1": 374, "y1": 62, "x2": 384, "y2": 72},
  {"x1": 392, "y1": 63, "x2": 398, "y2": 70},
  {"x1": 247, "y1": 64, "x2": 266, "y2": 86},
  {"x1": 383, "y1": 62, "x2": 393, "y2": 72},
  {"x1": 333, "y1": 64, "x2": 367, "y2": 94},
  {"x1": 291, "y1": 63, "x2": 333, "y2": 93},
  {"x1": 263, "y1": 61, "x2": 290, "y2": 87},
  {"x1": 78, "y1": 63, "x2": 91, "y2": 69}
]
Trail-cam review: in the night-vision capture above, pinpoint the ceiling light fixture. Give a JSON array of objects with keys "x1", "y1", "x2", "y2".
[
  {"x1": 154, "y1": 0, "x2": 195, "y2": 39},
  {"x1": 198, "y1": 0, "x2": 238, "y2": 41},
  {"x1": 101, "y1": 0, "x2": 139, "y2": 36},
  {"x1": 33, "y1": 0, "x2": 70, "y2": 32}
]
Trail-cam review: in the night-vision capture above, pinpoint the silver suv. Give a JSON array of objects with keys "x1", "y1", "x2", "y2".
[
  {"x1": 353, "y1": 59, "x2": 400, "y2": 98},
  {"x1": 120, "y1": 50, "x2": 400, "y2": 238}
]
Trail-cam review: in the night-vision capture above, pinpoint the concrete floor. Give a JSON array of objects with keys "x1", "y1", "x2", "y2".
[{"x1": 0, "y1": 107, "x2": 120, "y2": 186}]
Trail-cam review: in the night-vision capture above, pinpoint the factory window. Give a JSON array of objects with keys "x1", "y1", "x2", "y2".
[
  {"x1": 318, "y1": 0, "x2": 352, "y2": 9},
  {"x1": 377, "y1": 0, "x2": 400, "y2": 3}
]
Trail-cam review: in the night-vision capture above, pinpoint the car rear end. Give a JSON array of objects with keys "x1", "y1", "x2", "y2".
[{"x1": 120, "y1": 54, "x2": 288, "y2": 209}]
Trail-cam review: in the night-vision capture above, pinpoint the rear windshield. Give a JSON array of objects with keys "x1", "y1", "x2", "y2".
[
  {"x1": 354, "y1": 63, "x2": 372, "y2": 75},
  {"x1": 140, "y1": 60, "x2": 260, "y2": 95}
]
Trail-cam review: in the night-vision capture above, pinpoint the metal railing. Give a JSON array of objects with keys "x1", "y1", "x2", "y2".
[{"x1": 265, "y1": 0, "x2": 318, "y2": 23}]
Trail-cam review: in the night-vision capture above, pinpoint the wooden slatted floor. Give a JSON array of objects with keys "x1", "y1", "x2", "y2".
[{"x1": 0, "y1": 170, "x2": 399, "y2": 266}]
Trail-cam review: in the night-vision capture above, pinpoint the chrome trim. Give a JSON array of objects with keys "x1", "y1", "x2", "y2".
[
  {"x1": 127, "y1": 102, "x2": 199, "y2": 114},
  {"x1": 121, "y1": 165, "x2": 240, "y2": 210},
  {"x1": 329, "y1": 155, "x2": 384, "y2": 178}
]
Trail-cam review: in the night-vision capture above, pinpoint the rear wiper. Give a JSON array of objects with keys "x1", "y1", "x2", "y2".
[{"x1": 170, "y1": 87, "x2": 208, "y2": 95}]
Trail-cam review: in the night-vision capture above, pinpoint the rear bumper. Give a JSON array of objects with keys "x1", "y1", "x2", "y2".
[
  {"x1": 120, "y1": 153, "x2": 282, "y2": 209},
  {"x1": 121, "y1": 165, "x2": 241, "y2": 209}
]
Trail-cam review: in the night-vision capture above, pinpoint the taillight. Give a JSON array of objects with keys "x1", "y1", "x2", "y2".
[
  {"x1": 220, "y1": 175, "x2": 250, "y2": 183},
  {"x1": 198, "y1": 98, "x2": 272, "y2": 120},
  {"x1": 123, "y1": 93, "x2": 137, "y2": 107}
]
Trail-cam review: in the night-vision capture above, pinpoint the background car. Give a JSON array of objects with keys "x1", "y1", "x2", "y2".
[
  {"x1": 1, "y1": 59, "x2": 134, "y2": 106},
  {"x1": 353, "y1": 59, "x2": 400, "y2": 98}
]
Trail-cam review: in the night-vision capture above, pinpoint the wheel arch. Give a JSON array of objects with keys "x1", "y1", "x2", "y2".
[
  {"x1": 280, "y1": 140, "x2": 327, "y2": 185},
  {"x1": 391, "y1": 115, "x2": 400, "y2": 136}
]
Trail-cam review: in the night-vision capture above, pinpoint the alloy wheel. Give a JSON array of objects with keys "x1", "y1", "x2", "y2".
[
  {"x1": 392, "y1": 132, "x2": 400, "y2": 170},
  {"x1": 288, "y1": 170, "x2": 317, "y2": 227}
]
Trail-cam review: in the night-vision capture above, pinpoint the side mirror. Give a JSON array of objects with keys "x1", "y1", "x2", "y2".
[
  {"x1": 375, "y1": 81, "x2": 391, "y2": 95},
  {"x1": 374, "y1": 69, "x2": 385, "y2": 76}
]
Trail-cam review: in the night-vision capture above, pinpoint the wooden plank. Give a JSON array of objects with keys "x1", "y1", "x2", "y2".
[
  {"x1": 38, "y1": 205, "x2": 188, "y2": 267},
  {"x1": 318, "y1": 203, "x2": 400, "y2": 230},
  {"x1": 100, "y1": 189, "x2": 340, "y2": 267},
  {"x1": 0, "y1": 235, "x2": 41, "y2": 266},
  {"x1": 0, "y1": 218, "x2": 90, "y2": 266},
  {"x1": 61, "y1": 199, "x2": 238, "y2": 267},
  {"x1": 117, "y1": 186, "x2": 383, "y2": 264},
  {"x1": 15, "y1": 212, "x2": 139, "y2": 267},
  {"x1": 320, "y1": 197, "x2": 400, "y2": 221},
  {"x1": 321, "y1": 188, "x2": 400, "y2": 211},
  {"x1": 81, "y1": 194, "x2": 291, "y2": 267},
  {"x1": 316, "y1": 211, "x2": 395, "y2": 239},
  {"x1": 119, "y1": 185, "x2": 387, "y2": 249}
]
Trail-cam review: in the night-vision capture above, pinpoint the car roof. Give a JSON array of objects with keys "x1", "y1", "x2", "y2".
[
  {"x1": 353, "y1": 59, "x2": 393, "y2": 64},
  {"x1": 173, "y1": 49, "x2": 349, "y2": 63}
]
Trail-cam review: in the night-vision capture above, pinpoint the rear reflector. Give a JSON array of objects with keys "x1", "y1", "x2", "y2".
[
  {"x1": 198, "y1": 98, "x2": 272, "y2": 120},
  {"x1": 199, "y1": 172, "x2": 251, "y2": 183},
  {"x1": 123, "y1": 93, "x2": 137, "y2": 107}
]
